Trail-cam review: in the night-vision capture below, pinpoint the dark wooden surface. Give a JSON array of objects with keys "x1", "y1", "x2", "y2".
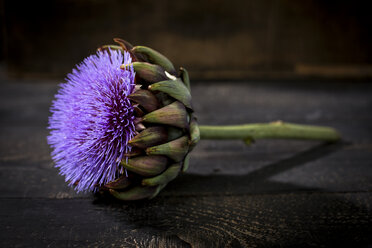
[{"x1": 0, "y1": 80, "x2": 372, "y2": 247}]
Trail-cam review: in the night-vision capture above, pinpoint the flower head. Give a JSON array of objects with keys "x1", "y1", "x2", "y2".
[
  {"x1": 48, "y1": 38, "x2": 199, "y2": 200},
  {"x1": 48, "y1": 49, "x2": 136, "y2": 192}
]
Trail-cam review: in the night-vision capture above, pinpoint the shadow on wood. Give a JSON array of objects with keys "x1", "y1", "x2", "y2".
[{"x1": 84, "y1": 142, "x2": 372, "y2": 247}]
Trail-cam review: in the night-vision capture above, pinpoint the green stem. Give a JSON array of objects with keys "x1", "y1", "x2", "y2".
[{"x1": 199, "y1": 121, "x2": 340, "y2": 143}]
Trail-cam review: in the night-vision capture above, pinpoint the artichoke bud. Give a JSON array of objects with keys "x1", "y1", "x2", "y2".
[{"x1": 102, "y1": 38, "x2": 200, "y2": 200}]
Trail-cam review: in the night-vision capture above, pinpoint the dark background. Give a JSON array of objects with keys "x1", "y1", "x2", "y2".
[{"x1": 1, "y1": 0, "x2": 372, "y2": 80}]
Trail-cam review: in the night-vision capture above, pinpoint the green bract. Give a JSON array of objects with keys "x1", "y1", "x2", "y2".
[{"x1": 99, "y1": 39, "x2": 199, "y2": 200}]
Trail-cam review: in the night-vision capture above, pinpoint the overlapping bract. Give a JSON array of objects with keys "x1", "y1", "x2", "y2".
[{"x1": 99, "y1": 39, "x2": 200, "y2": 200}]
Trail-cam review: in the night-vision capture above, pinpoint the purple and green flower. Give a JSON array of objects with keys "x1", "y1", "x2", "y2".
[{"x1": 48, "y1": 38, "x2": 340, "y2": 200}]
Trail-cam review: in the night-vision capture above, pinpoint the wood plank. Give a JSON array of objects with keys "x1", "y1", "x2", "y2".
[
  {"x1": 0, "y1": 193, "x2": 371, "y2": 247},
  {"x1": 0, "y1": 80, "x2": 371, "y2": 246}
]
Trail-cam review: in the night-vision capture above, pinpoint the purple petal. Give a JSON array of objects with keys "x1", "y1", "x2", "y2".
[{"x1": 48, "y1": 49, "x2": 136, "y2": 192}]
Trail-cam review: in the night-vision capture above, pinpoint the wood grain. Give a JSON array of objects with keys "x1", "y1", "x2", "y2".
[
  {"x1": 0, "y1": 193, "x2": 371, "y2": 247},
  {"x1": 0, "y1": 80, "x2": 371, "y2": 247}
]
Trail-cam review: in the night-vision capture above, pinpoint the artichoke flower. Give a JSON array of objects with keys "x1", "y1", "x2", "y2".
[
  {"x1": 48, "y1": 38, "x2": 199, "y2": 200},
  {"x1": 48, "y1": 38, "x2": 340, "y2": 201}
]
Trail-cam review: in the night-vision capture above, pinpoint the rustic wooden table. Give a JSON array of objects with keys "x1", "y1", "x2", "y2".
[{"x1": 0, "y1": 80, "x2": 371, "y2": 247}]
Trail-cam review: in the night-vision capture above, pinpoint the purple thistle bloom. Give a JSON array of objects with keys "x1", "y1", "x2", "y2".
[{"x1": 48, "y1": 49, "x2": 136, "y2": 192}]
